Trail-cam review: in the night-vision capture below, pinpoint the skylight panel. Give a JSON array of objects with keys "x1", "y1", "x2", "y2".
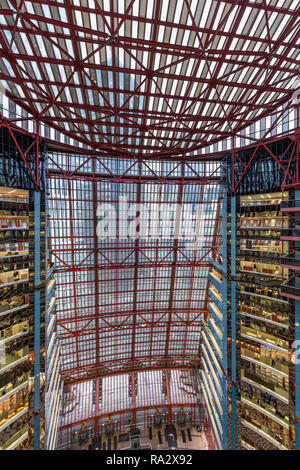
[
  {"x1": 236, "y1": 6, "x2": 252, "y2": 35},
  {"x1": 200, "y1": 100, "x2": 209, "y2": 117},
  {"x1": 132, "y1": 0, "x2": 140, "y2": 17},
  {"x1": 19, "y1": 32, "x2": 33, "y2": 55},
  {"x1": 51, "y1": 84, "x2": 59, "y2": 97},
  {"x1": 170, "y1": 28, "x2": 178, "y2": 44},
  {"x1": 181, "y1": 29, "x2": 190, "y2": 47},
  {"x1": 175, "y1": 100, "x2": 182, "y2": 114},
  {"x1": 290, "y1": 0, "x2": 300, "y2": 8},
  {"x1": 35, "y1": 101, "x2": 42, "y2": 114},
  {"x1": 193, "y1": 36, "x2": 200, "y2": 49},
  {"x1": 170, "y1": 80, "x2": 177, "y2": 97},
  {"x1": 132, "y1": 20, "x2": 138, "y2": 39},
  {"x1": 174, "y1": 0, "x2": 184, "y2": 24},
  {"x1": 24, "y1": 1, "x2": 34, "y2": 14},
  {"x1": 186, "y1": 58, "x2": 196, "y2": 79},
  {"x1": 190, "y1": 81, "x2": 198, "y2": 98},
  {"x1": 223, "y1": 5, "x2": 239, "y2": 33},
  {"x1": 157, "y1": 97, "x2": 164, "y2": 112},
  {"x1": 249, "y1": 9, "x2": 267, "y2": 37},
  {"x1": 226, "y1": 87, "x2": 238, "y2": 103},
  {"x1": 195, "y1": 60, "x2": 205, "y2": 78},
  {"x1": 153, "y1": 54, "x2": 160, "y2": 71},
  {"x1": 168, "y1": 98, "x2": 174, "y2": 109},
  {"x1": 180, "y1": 80, "x2": 189, "y2": 97},
  {"x1": 174, "y1": 61, "x2": 183, "y2": 76},
  {"x1": 228, "y1": 37, "x2": 239, "y2": 52},
  {"x1": 14, "y1": 83, "x2": 25, "y2": 99},
  {"x1": 105, "y1": 45, "x2": 113, "y2": 63},
  {"x1": 58, "y1": 64, "x2": 67, "y2": 83},
  {"x1": 64, "y1": 87, "x2": 72, "y2": 104},
  {"x1": 146, "y1": 0, "x2": 154, "y2": 19},
  {"x1": 3, "y1": 30, "x2": 16, "y2": 54},
  {"x1": 164, "y1": 54, "x2": 174, "y2": 67},
  {"x1": 141, "y1": 51, "x2": 149, "y2": 69},
  {"x1": 213, "y1": 1, "x2": 225, "y2": 30},
  {"x1": 118, "y1": 0, "x2": 125, "y2": 15},
  {"x1": 58, "y1": 7, "x2": 68, "y2": 23},
  {"x1": 80, "y1": 41, "x2": 87, "y2": 61},
  {"x1": 75, "y1": 9, "x2": 83, "y2": 27},
  {"x1": 160, "y1": 2, "x2": 168, "y2": 22},
  {"x1": 31, "y1": 62, "x2": 42, "y2": 81},
  {"x1": 148, "y1": 96, "x2": 154, "y2": 110},
  {"x1": 90, "y1": 13, "x2": 97, "y2": 31},
  {"x1": 42, "y1": 4, "x2": 53, "y2": 22},
  {"x1": 218, "y1": 62, "x2": 227, "y2": 79},
  {"x1": 208, "y1": 60, "x2": 218, "y2": 76},
  {"x1": 272, "y1": 14, "x2": 289, "y2": 41},
  {"x1": 198, "y1": 0, "x2": 212, "y2": 29},
  {"x1": 44, "y1": 63, "x2": 55, "y2": 82},
  {"x1": 158, "y1": 25, "x2": 165, "y2": 42}
]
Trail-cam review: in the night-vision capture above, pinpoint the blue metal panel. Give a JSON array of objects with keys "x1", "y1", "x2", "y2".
[
  {"x1": 209, "y1": 257, "x2": 226, "y2": 275},
  {"x1": 200, "y1": 191, "x2": 228, "y2": 449},
  {"x1": 208, "y1": 272, "x2": 222, "y2": 290},
  {"x1": 221, "y1": 194, "x2": 228, "y2": 449},
  {"x1": 34, "y1": 190, "x2": 41, "y2": 450}
]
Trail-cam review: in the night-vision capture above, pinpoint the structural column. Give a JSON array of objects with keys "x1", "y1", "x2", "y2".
[{"x1": 34, "y1": 190, "x2": 41, "y2": 450}]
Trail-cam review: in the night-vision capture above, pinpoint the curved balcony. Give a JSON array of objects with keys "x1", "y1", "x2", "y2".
[
  {"x1": 241, "y1": 326, "x2": 288, "y2": 352},
  {"x1": 0, "y1": 425, "x2": 28, "y2": 450},
  {"x1": 241, "y1": 394, "x2": 289, "y2": 428},
  {"x1": 241, "y1": 370, "x2": 289, "y2": 404},
  {"x1": 241, "y1": 419, "x2": 288, "y2": 450},
  {"x1": 241, "y1": 349, "x2": 289, "y2": 378}
]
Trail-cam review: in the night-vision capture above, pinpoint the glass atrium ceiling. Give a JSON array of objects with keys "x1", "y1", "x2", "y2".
[
  {"x1": 0, "y1": 0, "x2": 299, "y2": 157},
  {"x1": 47, "y1": 155, "x2": 221, "y2": 381}
]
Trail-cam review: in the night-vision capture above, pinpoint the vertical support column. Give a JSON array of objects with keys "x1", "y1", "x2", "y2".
[
  {"x1": 165, "y1": 164, "x2": 183, "y2": 362},
  {"x1": 221, "y1": 194, "x2": 227, "y2": 450},
  {"x1": 94, "y1": 378, "x2": 100, "y2": 438},
  {"x1": 230, "y1": 196, "x2": 236, "y2": 450},
  {"x1": 34, "y1": 190, "x2": 41, "y2": 450},
  {"x1": 131, "y1": 372, "x2": 136, "y2": 427},
  {"x1": 131, "y1": 161, "x2": 141, "y2": 369},
  {"x1": 165, "y1": 369, "x2": 172, "y2": 424},
  {"x1": 92, "y1": 159, "x2": 100, "y2": 370}
]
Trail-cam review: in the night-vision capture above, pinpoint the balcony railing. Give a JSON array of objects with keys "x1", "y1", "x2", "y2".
[
  {"x1": 0, "y1": 425, "x2": 28, "y2": 450},
  {"x1": 241, "y1": 393, "x2": 289, "y2": 428},
  {"x1": 241, "y1": 419, "x2": 288, "y2": 450},
  {"x1": 241, "y1": 369, "x2": 289, "y2": 403},
  {"x1": 241, "y1": 348, "x2": 289, "y2": 377}
]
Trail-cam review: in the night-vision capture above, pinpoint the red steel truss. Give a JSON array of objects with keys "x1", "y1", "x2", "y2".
[
  {"x1": 0, "y1": 113, "x2": 41, "y2": 189},
  {"x1": 231, "y1": 128, "x2": 300, "y2": 193},
  {"x1": 48, "y1": 153, "x2": 222, "y2": 383},
  {"x1": 0, "y1": 0, "x2": 299, "y2": 158},
  {"x1": 1, "y1": 0, "x2": 300, "y2": 444}
]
